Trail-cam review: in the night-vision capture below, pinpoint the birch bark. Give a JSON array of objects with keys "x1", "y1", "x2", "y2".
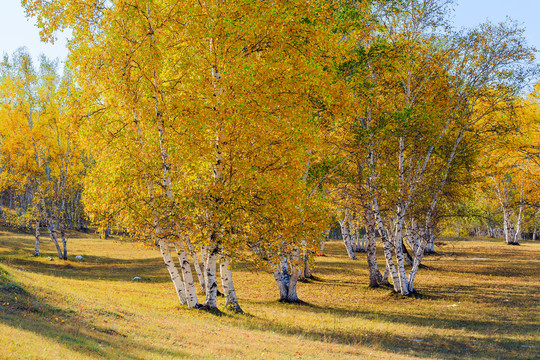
[
  {"x1": 425, "y1": 227, "x2": 435, "y2": 253},
  {"x1": 34, "y1": 219, "x2": 40, "y2": 257},
  {"x1": 204, "y1": 245, "x2": 219, "y2": 309},
  {"x1": 364, "y1": 208, "x2": 382, "y2": 287},
  {"x1": 339, "y1": 211, "x2": 357, "y2": 260},
  {"x1": 60, "y1": 222, "x2": 67, "y2": 260},
  {"x1": 407, "y1": 129, "x2": 467, "y2": 292},
  {"x1": 158, "y1": 239, "x2": 187, "y2": 305},
  {"x1": 286, "y1": 250, "x2": 301, "y2": 302},
  {"x1": 512, "y1": 203, "x2": 523, "y2": 245},
  {"x1": 219, "y1": 256, "x2": 242, "y2": 313},
  {"x1": 382, "y1": 266, "x2": 390, "y2": 285},
  {"x1": 402, "y1": 243, "x2": 414, "y2": 266},
  {"x1": 301, "y1": 251, "x2": 313, "y2": 280},
  {"x1": 273, "y1": 264, "x2": 289, "y2": 301},
  {"x1": 175, "y1": 241, "x2": 200, "y2": 309},
  {"x1": 47, "y1": 217, "x2": 64, "y2": 259},
  {"x1": 532, "y1": 213, "x2": 537, "y2": 241},
  {"x1": 185, "y1": 235, "x2": 205, "y2": 291},
  {"x1": 512, "y1": 183, "x2": 524, "y2": 245},
  {"x1": 272, "y1": 255, "x2": 301, "y2": 302},
  {"x1": 372, "y1": 198, "x2": 401, "y2": 293},
  {"x1": 287, "y1": 264, "x2": 301, "y2": 303}
]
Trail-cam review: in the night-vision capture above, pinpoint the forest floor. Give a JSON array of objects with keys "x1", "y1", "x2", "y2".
[{"x1": 0, "y1": 228, "x2": 538, "y2": 360}]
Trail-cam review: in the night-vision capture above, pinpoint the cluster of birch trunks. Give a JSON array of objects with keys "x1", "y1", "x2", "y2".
[
  {"x1": 156, "y1": 234, "x2": 315, "y2": 311},
  {"x1": 0, "y1": 187, "x2": 87, "y2": 260},
  {"x1": 337, "y1": 209, "x2": 436, "y2": 295},
  {"x1": 158, "y1": 195, "x2": 529, "y2": 311},
  {"x1": 157, "y1": 236, "x2": 242, "y2": 312}
]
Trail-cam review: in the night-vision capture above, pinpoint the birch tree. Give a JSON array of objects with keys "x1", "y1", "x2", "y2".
[{"x1": 24, "y1": 0, "x2": 340, "y2": 308}]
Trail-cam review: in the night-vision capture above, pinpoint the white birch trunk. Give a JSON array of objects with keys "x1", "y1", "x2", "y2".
[
  {"x1": 355, "y1": 230, "x2": 363, "y2": 252},
  {"x1": 513, "y1": 204, "x2": 523, "y2": 245},
  {"x1": 200, "y1": 247, "x2": 208, "y2": 286},
  {"x1": 60, "y1": 222, "x2": 67, "y2": 260},
  {"x1": 408, "y1": 245, "x2": 425, "y2": 293},
  {"x1": 34, "y1": 219, "x2": 40, "y2": 257},
  {"x1": 219, "y1": 257, "x2": 242, "y2": 313},
  {"x1": 204, "y1": 245, "x2": 219, "y2": 309},
  {"x1": 407, "y1": 129, "x2": 467, "y2": 293},
  {"x1": 299, "y1": 241, "x2": 313, "y2": 281},
  {"x1": 494, "y1": 180, "x2": 521, "y2": 245},
  {"x1": 512, "y1": 183, "x2": 524, "y2": 245},
  {"x1": 147, "y1": 11, "x2": 197, "y2": 309},
  {"x1": 272, "y1": 256, "x2": 301, "y2": 302},
  {"x1": 301, "y1": 252, "x2": 312, "y2": 280},
  {"x1": 408, "y1": 224, "x2": 431, "y2": 293},
  {"x1": 393, "y1": 137, "x2": 411, "y2": 295},
  {"x1": 360, "y1": 232, "x2": 367, "y2": 252},
  {"x1": 286, "y1": 250, "x2": 301, "y2": 302},
  {"x1": 47, "y1": 217, "x2": 63, "y2": 259},
  {"x1": 502, "y1": 208, "x2": 517, "y2": 245},
  {"x1": 201, "y1": 247, "x2": 208, "y2": 267},
  {"x1": 365, "y1": 209, "x2": 382, "y2": 287},
  {"x1": 321, "y1": 229, "x2": 330, "y2": 254},
  {"x1": 350, "y1": 223, "x2": 359, "y2": 252},
  {"x1": 533, "y1": 214, "x2": 537, "y2": 241},
  {"x1": 372, "y1": 199, "x2": 401, "y2": 292},
  {"x1": 393, "y1": 207, "x2": 410, "y2": 295},
  {"x1": 401, "y1": 242, "x2": 414, "y2": 266},
  {"x1": 405, "y1": 220, "x2": 420, "y2": 255},
  {"x1": 366, "y1": 229, "x2": 381, "y2": 287},
  {"x1": 287, "y1": 264, "x2": 301, "y2": 302},
  {"x1": 339, "y1": 212, "x2": 357, "y2": 260},
  {"x1": 158, "y1": 240, "x2": 187, "y2": 305},
  {"x1": 175, "y1": 242, "x2": 200, "y2": 309},
  {"x1": 185, "y1": 235, "x2": 205, "y2": 291},
  {"x1": 425, "y1": 227, "x2": 435, "y2": 253},
  {"x1": 273, "y1": 265, "x2": 289, "y2": 301},
  {"x1": 382, "y1": 266, "x2": 390, "y2": 285}
]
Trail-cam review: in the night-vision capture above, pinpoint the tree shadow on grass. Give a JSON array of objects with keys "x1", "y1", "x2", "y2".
[
  {"x1": 0, "y1": 265, "x2": 190, "y2": 359},
  {"x1": 304, "y1": 300, "x2": 537, "y2": 333},
  {"x1": 0, "y1": 228, "x2": 176, "y2": 283},
  {"x1": 239, "y1": 298, "x2": 537, "y2": 359},
  {"x1": 0, "y1": 254, "x2": 172, "y2": 283},
  {"x1": 442, "y1": 262, "x2": 539, "y2": 278}
]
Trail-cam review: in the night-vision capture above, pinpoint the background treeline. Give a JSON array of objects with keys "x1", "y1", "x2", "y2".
[
  {"x1": 1, "y1": 0, "x2": 537, "y2": 307},
  {"x1": 0, "y1": 51, "x2": 88, "y2": 259}
]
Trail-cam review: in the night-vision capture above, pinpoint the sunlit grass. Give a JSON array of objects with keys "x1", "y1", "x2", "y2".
[{"x1": 0, "y1": 227, "x2": 538, "y2": 359}]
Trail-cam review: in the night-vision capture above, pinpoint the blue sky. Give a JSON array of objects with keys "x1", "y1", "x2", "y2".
[
  {"x1": 1, "y1": 0, "x2": 540, "y2": 64},
  {"x1": 452, "y1": 0, "x2": 540, "y2": 50},
  {"x1": 1, "y1": 2, "x2": 70, "y2": 65}
]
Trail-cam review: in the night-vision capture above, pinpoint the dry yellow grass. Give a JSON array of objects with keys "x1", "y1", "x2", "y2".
[{"x1": 0, "y1": 228, "x2": 538, "y2": 359}]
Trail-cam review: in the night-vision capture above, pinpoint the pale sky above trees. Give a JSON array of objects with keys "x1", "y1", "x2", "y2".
[{"x1": 1, "y1": 1, "x2": 539, "y2": 65}]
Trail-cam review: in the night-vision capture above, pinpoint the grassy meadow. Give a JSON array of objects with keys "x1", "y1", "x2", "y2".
[{"x1": 0, "y1": 228, "x2": 538, "y2": 359}]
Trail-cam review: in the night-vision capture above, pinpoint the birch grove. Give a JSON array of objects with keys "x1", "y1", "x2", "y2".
[
  {"x1": 324, "y1": 0, "x2": 536, "y2": 294},
  {"x1": 0, "y1": 51, "x2": 86, "y2": 259},
  {"x1": 14, "y1": 0, "x2": 539, "y2": 311}
]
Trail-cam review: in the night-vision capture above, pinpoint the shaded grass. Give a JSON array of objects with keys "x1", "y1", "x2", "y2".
[{"x1": 0, "y1": 227, "x2": 538, "y2": 359}]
